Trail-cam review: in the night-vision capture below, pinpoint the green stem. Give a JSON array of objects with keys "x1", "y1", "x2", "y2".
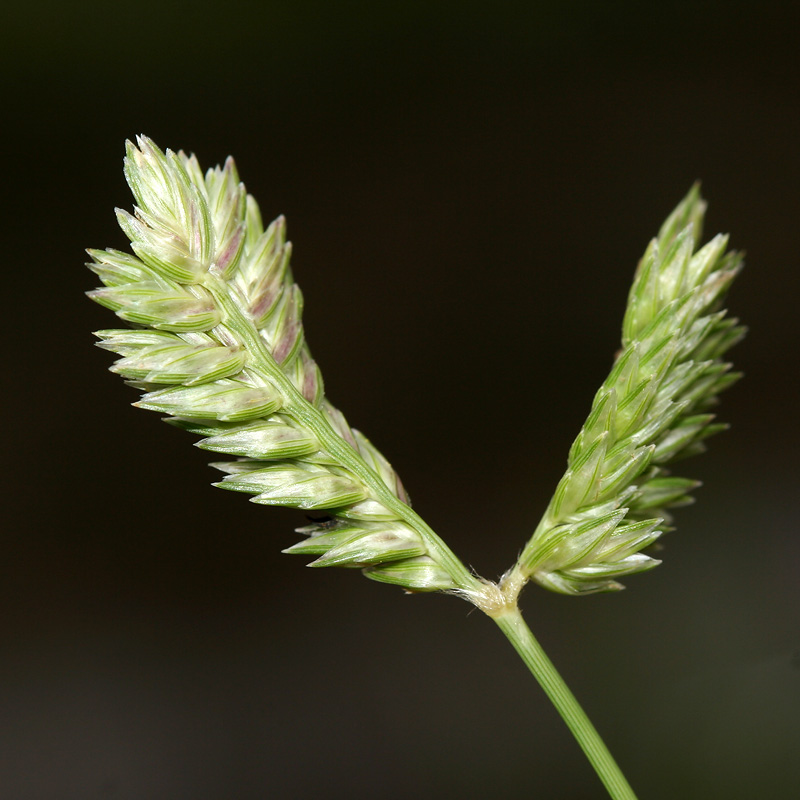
[{"x1": 493, "y1": 606, "x2": 638, "y2": 800}]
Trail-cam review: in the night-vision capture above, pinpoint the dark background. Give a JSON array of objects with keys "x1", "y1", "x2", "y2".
[{"x1": 3, "y1": 1, "x2": 799, "y2": 798}]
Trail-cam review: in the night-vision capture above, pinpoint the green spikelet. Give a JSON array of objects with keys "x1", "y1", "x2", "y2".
[
  {"x1": 515, "y1": 185, "x2": 744, "y2": 595},
  {"x1": 89, "y1": 138, "x2": 743, "y2": 603},
  {"x1": 88, "y1": 136, "x2": 456, "y2": 593}
]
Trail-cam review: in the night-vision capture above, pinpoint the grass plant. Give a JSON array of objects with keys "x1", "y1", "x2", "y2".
[{"x1": 88, "y1": 137, "x2": 744, "y2": 798}]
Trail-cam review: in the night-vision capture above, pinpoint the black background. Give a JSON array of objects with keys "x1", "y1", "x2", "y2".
[{"x1": 3, "y1": 2, "x2": 799, "y2": 798}]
